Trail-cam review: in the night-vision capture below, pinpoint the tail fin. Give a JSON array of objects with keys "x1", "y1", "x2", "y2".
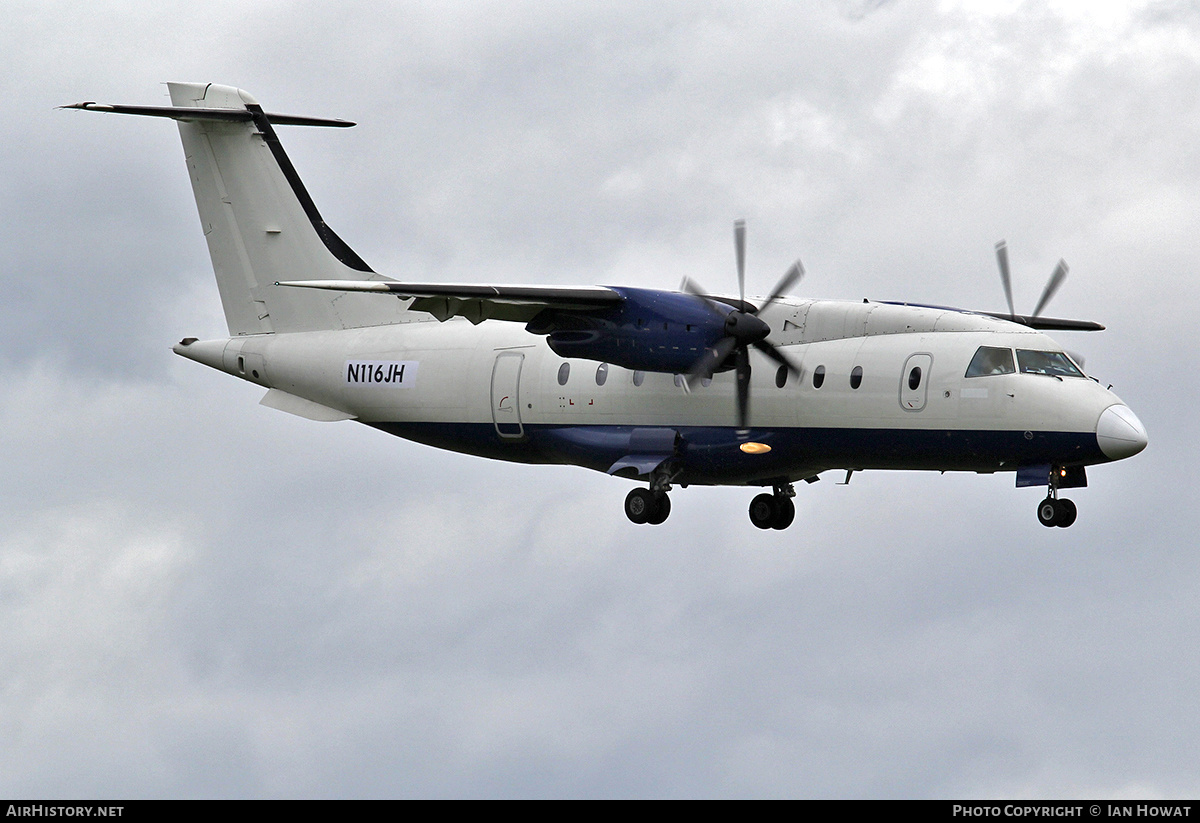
[{"x1": 73, "y1": 83, "x2": 406, "y2": 334}]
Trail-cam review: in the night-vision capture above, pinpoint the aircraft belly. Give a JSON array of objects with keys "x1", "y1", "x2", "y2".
[{"x1": 369, "y1": 421, "x2": 1107, "y2": 485}]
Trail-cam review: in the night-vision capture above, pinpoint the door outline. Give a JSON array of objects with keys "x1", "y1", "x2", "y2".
[
  {"x1": 490, "y1": 351, "x2": 525, "y2": 438},
  {"x1": 900, "y1": 353, "x2": 933, "y2": 412}
]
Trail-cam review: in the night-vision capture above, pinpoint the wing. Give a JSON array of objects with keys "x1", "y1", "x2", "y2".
[
  {"x1": 875, "y1": 301, "x2": 1104, "y2": 332},
  {"x1": 975, "y1": 310, "x2": 1104, "y2": 332},
  {"x1": 275, "y1": 279, "x2": 624, "y2": 324}
]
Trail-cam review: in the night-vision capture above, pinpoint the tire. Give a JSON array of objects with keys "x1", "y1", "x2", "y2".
[
  {"x1": 1037, "y1": 498, "x2": 1059, "y2": 528},
  {"x1": 625, "y1": 488, "x2": 654, "y2": 524},
  {"x1": 646, "y1": 492, "x2": 671, "y2": 525},
  {"x1": 1056, "y1": 498, "x2": 1077, "y2": 528},
  {"x1": 749, "y1": 493, "x2": 778, "y2": 530},
  {"x1": 772, "y1": 497, "x2": 795, "y2": 530}
]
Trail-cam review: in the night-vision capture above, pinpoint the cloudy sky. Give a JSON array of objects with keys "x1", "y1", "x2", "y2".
[{"x1": 2, "y1": 0, "x2": 1196, "y2": 798}]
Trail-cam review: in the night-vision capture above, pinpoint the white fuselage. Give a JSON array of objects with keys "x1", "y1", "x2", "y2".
[{"x1": 176, "y1": 296, "x2": 1139, "y2": 486}]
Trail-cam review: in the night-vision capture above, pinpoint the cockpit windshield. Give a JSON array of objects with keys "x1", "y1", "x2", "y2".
[
  {"x1": 1016, "y1": 349, "x2": 1084, "y2": 378},
  {"x1": 965, "y1": 346, "x2": 1015, "y2": 377}
]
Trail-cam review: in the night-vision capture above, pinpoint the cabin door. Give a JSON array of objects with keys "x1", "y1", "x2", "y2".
[
  {"x1": 490, "y1": 351, "x2": 525, "y2": 438},
  {"x1": 900, "y1": 353, "x2": 933, "y2": 412}
]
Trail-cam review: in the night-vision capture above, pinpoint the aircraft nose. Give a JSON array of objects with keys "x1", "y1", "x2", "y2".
[{"x1": 1096, "y1": 404, "x2": 1148, "y2": 460}]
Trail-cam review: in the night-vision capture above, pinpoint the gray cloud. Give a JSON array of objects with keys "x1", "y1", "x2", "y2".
[{"x1": 1, "y1": 0, "x2": 1196, "y2": 798}]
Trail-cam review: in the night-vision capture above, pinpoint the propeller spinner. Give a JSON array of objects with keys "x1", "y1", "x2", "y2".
[{"x1": 682, "y1": 220, "x2": 804, "y2": 432}]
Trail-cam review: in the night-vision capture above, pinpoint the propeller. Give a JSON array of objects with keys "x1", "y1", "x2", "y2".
[
  {"x1": 682, "y1": 220, "x2": 804, "y2": 431},
  {"x1": 994, "y1": 239, "x2": 1070, "y2": 322}
]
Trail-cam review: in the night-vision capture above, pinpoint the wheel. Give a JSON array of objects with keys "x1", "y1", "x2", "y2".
[
  {"x1": 749, "y1": 493, "x2": 778, "y2": 530},
  {"x1": 772, "y1": 497, "x2": 795, "y2": 530},
  {"x1": 1056, "y1": 498, "x2": 1077, "y2": 528},
  {"x1": 646, "y1": 492, "x2": 671, "y2": 525},
  {"x1": 625, "y1": 488, "x2": 655, "y2": 524},
  {"x1": 1037, "y1": 498, "x2": 1059, "y2": 528}
]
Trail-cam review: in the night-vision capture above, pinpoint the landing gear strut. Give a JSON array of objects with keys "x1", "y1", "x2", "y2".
[
  {"x1": 749, "y1": 482, "x2": 796, "y2": 530},
  {"x1": 1037, "y1": 468, "x2": 1078, "y2": 528}
]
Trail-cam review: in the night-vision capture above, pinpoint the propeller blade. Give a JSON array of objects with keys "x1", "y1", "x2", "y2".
[
  {"x1": 752, "y1": 339, "x2": 801, "y2": 376},
  {"x1": 680, "y1": 275, "x2": 709, "y2": 297},
  {"x1": 1032, "y1": 259, "x2": 1069, "y2": 318},
  {"x1": 686, "y1": 336, "x2": 737, "y2": 389},
  {"x1": 995, "y1": 240, "x2": 1015, "y2": 319},
  {"x1": 758, "y1": 259, "x2": 804, "y2": 315},
  {"x1": 735, "y1": 346, "x2": 751, "y2": 431},
  {"x1": 734, "y1": 219, "x2": 746, "y2": 304},
  {"x1": 680, "y1": 276, "x2": 729, "y2": 322}
]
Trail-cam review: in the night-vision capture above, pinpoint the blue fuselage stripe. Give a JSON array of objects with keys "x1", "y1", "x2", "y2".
[{"x1": 369, "y1": 422, "x2": 1107, "y2": 486}]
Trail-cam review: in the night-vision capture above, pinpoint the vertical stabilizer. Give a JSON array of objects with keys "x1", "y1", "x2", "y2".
[{"x1": 164, "y1": 82, "x2": 404, "y2": 334}]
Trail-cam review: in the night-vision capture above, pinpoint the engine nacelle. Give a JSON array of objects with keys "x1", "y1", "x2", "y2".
[{"x1": 525, "y1": 287, "x2": 734, "y2": 374}]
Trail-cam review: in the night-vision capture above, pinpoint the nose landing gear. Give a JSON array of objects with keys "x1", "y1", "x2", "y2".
[
  {"x1": 1037, "y1": 467, "x2": 1078, "y2": 528},
  {"x1": 1037, "y1": 496, "x2": 1077, "y2": 528}
]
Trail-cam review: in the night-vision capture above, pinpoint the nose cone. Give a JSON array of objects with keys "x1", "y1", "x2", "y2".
[{"x1": 1096, "y1": 404, "x2": 1148, "y2": 460}]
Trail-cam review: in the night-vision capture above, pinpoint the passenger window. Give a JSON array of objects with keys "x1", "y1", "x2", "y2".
[
  {"x1": 557, "y1": 362, "x2": 570, "y2": 385},
  {"x1": 1016, "y1": 349, "x2": 1085, "y2": 378},
  {"x1": 850, "y1": 366, "x2": 862, "y2": 390},
  {"x1": 812, "y1": 365, "x2": 826, "y2": 389},
  {"x1": 908, "y1": 366, "x2": 922, "y2": 390},
  {"x1": 966, "y1": 346, "x2": 1015, "y2": 377},
  {"x1": 632, "y1": 370, "x2": 645, "y2": 387},
  {"x1": 673, "y1": 374, "x2": 684, "y2": 388},
  {"x1": 595, "y1": 363, "x2": 608, "y2": 386},
  {"x1": 775, "y1": 365, "x2": 788, "y2": 388}
]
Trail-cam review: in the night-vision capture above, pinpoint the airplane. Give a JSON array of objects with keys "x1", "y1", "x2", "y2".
[{"x1": 63, "y1": 83, "x2": 1148, "y2": 530}]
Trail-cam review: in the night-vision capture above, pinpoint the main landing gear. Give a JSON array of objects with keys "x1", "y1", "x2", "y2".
[
  {"x1": 624, "y1": 487, "x2": 671, "y2": 525},
  {"x1": 625, "y1": 468, "x2": 676, "y2": 525},
  {"x1": 749, "y1": 482, "x2": 796, "y2": 530},
  {"x1": 626, "y1": 479, "x2": 800, "y2": 529}
]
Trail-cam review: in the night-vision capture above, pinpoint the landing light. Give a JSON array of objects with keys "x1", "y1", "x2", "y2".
[{"x1": 740, "y1": 442, "x2": 771, "y2": 455}]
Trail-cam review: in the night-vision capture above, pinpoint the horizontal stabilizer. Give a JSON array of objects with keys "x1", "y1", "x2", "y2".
[{"x1": 59, "y1": 102, "x2": 355, "y2": 128}]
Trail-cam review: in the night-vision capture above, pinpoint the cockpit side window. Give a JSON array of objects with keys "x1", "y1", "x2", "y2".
[
  {"x1": 1016, "y1": 349, "x2": 1084, "y2": 378},
  {"x1": 965, "y1": 346, "x2": 1015, "y2": 377}
]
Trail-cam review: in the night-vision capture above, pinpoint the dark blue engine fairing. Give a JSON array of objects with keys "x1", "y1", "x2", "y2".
[
  {"x1": 369, "y1": 421, "x2": 1109, "y2": 486},
  {"x1": 525, "y1": 287, "x2": 740, "y2": 374}
]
